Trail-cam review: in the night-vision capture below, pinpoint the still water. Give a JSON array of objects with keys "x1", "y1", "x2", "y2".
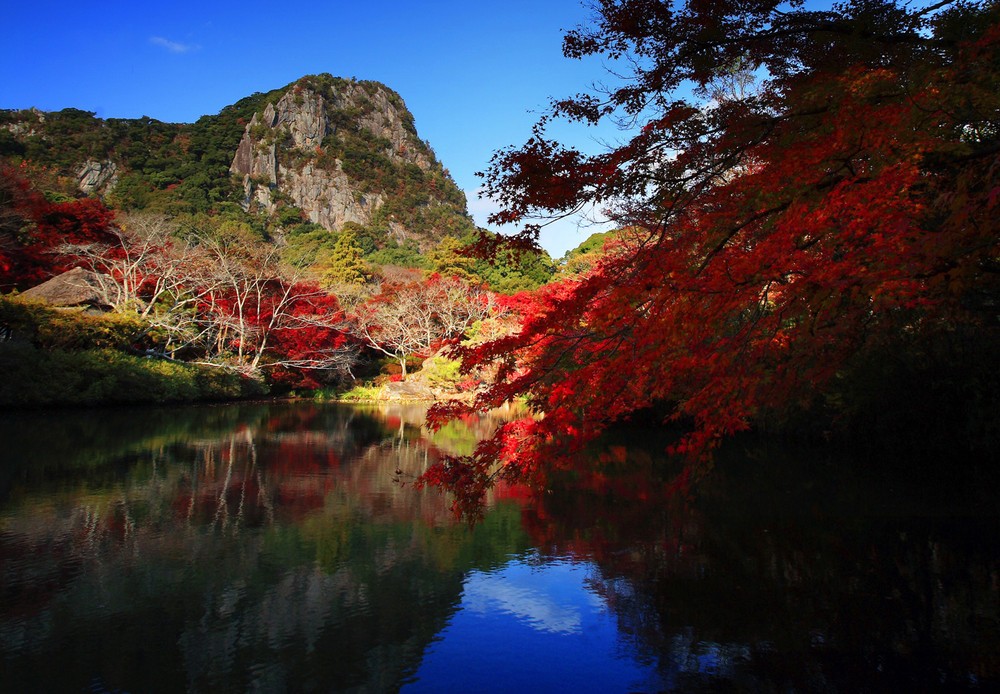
[{"x1": 1, "y1": 401, "x2": 997, "y2": 692}]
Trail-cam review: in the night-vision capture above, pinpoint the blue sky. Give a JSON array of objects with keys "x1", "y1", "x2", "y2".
[{"x1": 1, "y1": 0, "x2": 625, "y2": 257}]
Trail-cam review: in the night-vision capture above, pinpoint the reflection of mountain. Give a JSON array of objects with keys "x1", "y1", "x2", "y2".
[{"x1": 0, "y1": 402, "x2": 529, "y2": 692}]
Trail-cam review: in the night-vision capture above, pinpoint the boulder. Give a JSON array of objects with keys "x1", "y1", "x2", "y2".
[
  {"x1": 377, "y1": 381, "x2": 436, "y2": 402},
  {"x1": 20, "y1": 267, "x2": 118, "y2": 308}
]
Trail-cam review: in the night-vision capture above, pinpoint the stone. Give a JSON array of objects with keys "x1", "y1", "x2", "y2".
[
  {"x1": 378, "y1": 381, "x2": 436, "y2": 401},
  {"x1": 76, "y1": 159, "x2": 118, "y2": 195},
  {"x1": 229, "y1": 81, "x2": 437, "y2": 236},
  {"x1": 20, "y1": 267, "x2": 119, "y2": 308}
]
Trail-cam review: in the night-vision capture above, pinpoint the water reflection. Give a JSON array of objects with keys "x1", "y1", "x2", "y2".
[
  {"x1": 1, "y1": 402, "x2": 997, "y2": 692},
  {"x1": 0, "y1": 402, "x2": 531, "y2": 692},
  {"x1": 405, "y1": 558, "x2": 663, "y2": 693},
  {"x1": 524, "y1": 437, "x2": 1000, "y2": 691}
]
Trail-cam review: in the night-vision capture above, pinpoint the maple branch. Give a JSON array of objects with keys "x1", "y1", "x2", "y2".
[{"x1": 696, "y1": 202, "x2": 791, "y2": 276}]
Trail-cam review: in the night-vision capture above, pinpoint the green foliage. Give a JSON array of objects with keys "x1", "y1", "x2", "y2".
[
  {"x1": 276, "y1": 205, "x2": 306, "y2": 227},
  {"x1": 562, "y1": 231, "x2": 617, "y2": 261},
  {"x1": 348, "y1": 222, "x2": 388, "y2": 255},
  {"x1": 174, "y1": 210, "x2": 268, "y2": 244},
  {"x1": 366, "y1": 242, "x2": 429, "y2": 269},
  {"x1": 330, "y1": 382, "x2": 383, "y2": 401},
  {"x1": 0, "y1": 87, "x2": 282, "y2": 216},
  {"x1": 423, "y1": 355, "x2": 462, "y2": 387},
  {"x1": 0, "y1": 128, "x2": 26, "y2": 157},
  {"x1": 0, "y1": 296, "x2": 145, "y2": 351},
  {"x1": 0, "y1": 290, "x2": 269, "y2": 407},
  {"x1": 106, "y1": 172, "x2": 154, "y2": 210},
  {"x1": 280, "y1": 223, "x2": 337, "y2": 267},
  {"x1": 0, "y1": 343, "x2": 265, "y2": 406},
  {"x1": 427, "y1": 236, "x2": 477, "y2": 280},
  {"x1": 316, "y1": 229, "x2": 372, "y2": 287},
  {"x1": 464, "y1": 230, "x2": 555, "y2": 293}
]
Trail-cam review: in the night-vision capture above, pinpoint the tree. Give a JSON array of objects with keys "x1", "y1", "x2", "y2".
[
  {"x1": 422, "y1": 1, "x2": 1000, "y2": 510},
  {"x1": 353, "y1": 275, "x2": 490, "y2": 378},
  {"x1": 0, "y1": 165, "x2": 119, "y2": 291},
  {"x1": 0, "y1": 166, "x2": 42, "y2": 290},
  {"x1": 188, "y1": 229, "x2": 351, "y2": 376},
  {"x1": 315, "y1": 229, "x2": 373, "y2": 288},
  {"x1": 426, "y1": 235, "x2": 477, "y2": 281},
  {"x1": 58, "y1": 213, "x2": 189, "y2": 313},
  {"x1": 466, "y1": 229, "x2": 556, "y2": 293}
]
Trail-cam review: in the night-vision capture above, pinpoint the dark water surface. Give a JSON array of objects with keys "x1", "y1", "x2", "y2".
[{"x1": 1, "y1": 401, "x2": 997, "y2": 692}]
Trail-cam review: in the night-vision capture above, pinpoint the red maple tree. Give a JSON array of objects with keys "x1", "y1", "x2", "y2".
[
  {"x1": 423, "y1": 0, "x2": 1000, "y2": 512},
  {"x1": 1, "y1": 165, "x2": 118, "y2": 290}
]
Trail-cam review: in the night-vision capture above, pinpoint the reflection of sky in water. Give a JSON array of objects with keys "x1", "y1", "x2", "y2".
[
  {"x1": 403, "y1": 555, "x2": 664, "y2": 693},
  {"x1": 461, "y1": 560, "x2": 601, "y2": 634}
]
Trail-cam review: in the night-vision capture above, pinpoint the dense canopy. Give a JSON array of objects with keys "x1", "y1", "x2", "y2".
[{"x1": 424, "y1": 0, "x2": 1000, "y2": 512}]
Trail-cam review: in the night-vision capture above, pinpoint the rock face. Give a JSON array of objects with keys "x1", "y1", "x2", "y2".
[
  {"x1": 230, "y1": 77, "x2": 454, "y2": 247},
  {"x1": 376, "y1": 352, "x2": 479, "y2": 403},
  {"x1": 377, "y1": 381, "x2": 436, "y2": 402},
  {"x1": 1, "y1": 74, "x2": 473, "y2": 251},
  {"x1": 76, "y1": 160, "x2": 118, "y2": 195}
]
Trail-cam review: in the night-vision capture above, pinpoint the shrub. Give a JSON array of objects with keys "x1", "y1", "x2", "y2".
[
  {"x1": 0, "y1": 296, "x2": 145, "y2": 351},
  {"x1": 423, "y1": 355, "x2": 461, "y2": 387},
  {"x1": 333, "y1": 383, "x2": 382, "y2": 401},
  {"x1": 0, "y1": 343, "x2": 266, "y2": 406}
]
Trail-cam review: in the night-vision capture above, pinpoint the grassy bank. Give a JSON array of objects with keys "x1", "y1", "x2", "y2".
[{"x1": 0, "y1": 343, "x2": 266, "y2": 407}]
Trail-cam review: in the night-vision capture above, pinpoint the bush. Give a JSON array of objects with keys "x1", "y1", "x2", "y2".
[
  {"x1": 423, "y1": 355, "x2": 461, "y2": 387},
  {"x1": 0, "y1": 343, "x2": 266, "y2": 406},
  {"x1": 0, "y1": 296, "x2": 145, "y2": 351},
  {"x1": 330, "y1": 383, "x2": 382, "y2": 401}
]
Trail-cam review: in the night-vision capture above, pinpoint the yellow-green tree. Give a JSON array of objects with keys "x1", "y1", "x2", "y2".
[
  {"x1": 317, "y1": 230, "x2": 372, "y2": 288},
  {"x1": 426, "y1": 236, "x2": 477, "y2": 282}
]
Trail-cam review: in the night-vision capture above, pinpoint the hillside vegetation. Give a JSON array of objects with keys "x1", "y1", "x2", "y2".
[
  {"x1": 1, "y1": 76, "x2": 562, "y2": 404},
  {"x1": 0, "y1": 74, "x2": 555, "y2": 292}
]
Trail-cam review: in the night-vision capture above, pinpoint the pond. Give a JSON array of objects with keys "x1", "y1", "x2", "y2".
[{"x1": 1, "y1": 401, "x2": 997, "y2": 692}]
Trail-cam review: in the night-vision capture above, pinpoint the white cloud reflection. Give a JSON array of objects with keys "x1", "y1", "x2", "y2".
[{"x1": 460, "y1": 562, "x2": 603, "y2": 635}]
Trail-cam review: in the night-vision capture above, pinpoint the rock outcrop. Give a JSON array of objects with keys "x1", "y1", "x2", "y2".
[
  {"x1": 76, "y1": 160, "x2": 118, "y2": 195},
  {"x1": 375, "y1": 352, "x2": 481, "y2": 403},
  {"x1": 230, "y1": 77, "x2": 457, "y2": 248},
  {"x1": 377, "y1": 381, "x2": 436, "y2": 402},
  {"x1": 20, "y1": 267, "x2": 119, "y2": 309}
]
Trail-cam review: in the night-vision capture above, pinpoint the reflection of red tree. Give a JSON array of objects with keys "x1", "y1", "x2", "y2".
[
  {"x1": 0, "y1": 535, "x2": 81, "y2": 621},
  {"x1": 516, "y1": 448, "x2": 700, "y2": 574},
  {"x1": 512, "y1": 438, "x2": 1000, "y2": 688}
]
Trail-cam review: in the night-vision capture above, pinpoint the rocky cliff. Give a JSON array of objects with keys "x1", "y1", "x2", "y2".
[
  {"x1": 230, "y1": 75, "x2": 470, "y2": 250},
  {"x1": 1, "y1": 74, "x2": 473, "y2": 251}
]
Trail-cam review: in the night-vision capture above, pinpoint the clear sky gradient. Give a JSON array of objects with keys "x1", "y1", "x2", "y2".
[{"x1": 1, "y1": 0, "x2": 626, "y2": 257}]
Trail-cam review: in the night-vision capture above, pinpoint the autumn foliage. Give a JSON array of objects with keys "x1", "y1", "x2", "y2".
[
  {"x1": 1, "y1": 164, "x2": 118, "y2": 290},
  {"x1": 423, "y1": 0, "x2": 1000, "y2": 509},
  {"x1": 2, "y1": 166, "x2": 354, "y2": 390}
]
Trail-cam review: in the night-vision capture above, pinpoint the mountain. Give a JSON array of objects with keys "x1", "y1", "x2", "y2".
[{"x1": 0, "y1": 74, "x2": 474, "y2": 251}]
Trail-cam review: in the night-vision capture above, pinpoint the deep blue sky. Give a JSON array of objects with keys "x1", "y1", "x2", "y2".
[{"x1": 1, "y1": 0, "x2": 624, "y2": 256}]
